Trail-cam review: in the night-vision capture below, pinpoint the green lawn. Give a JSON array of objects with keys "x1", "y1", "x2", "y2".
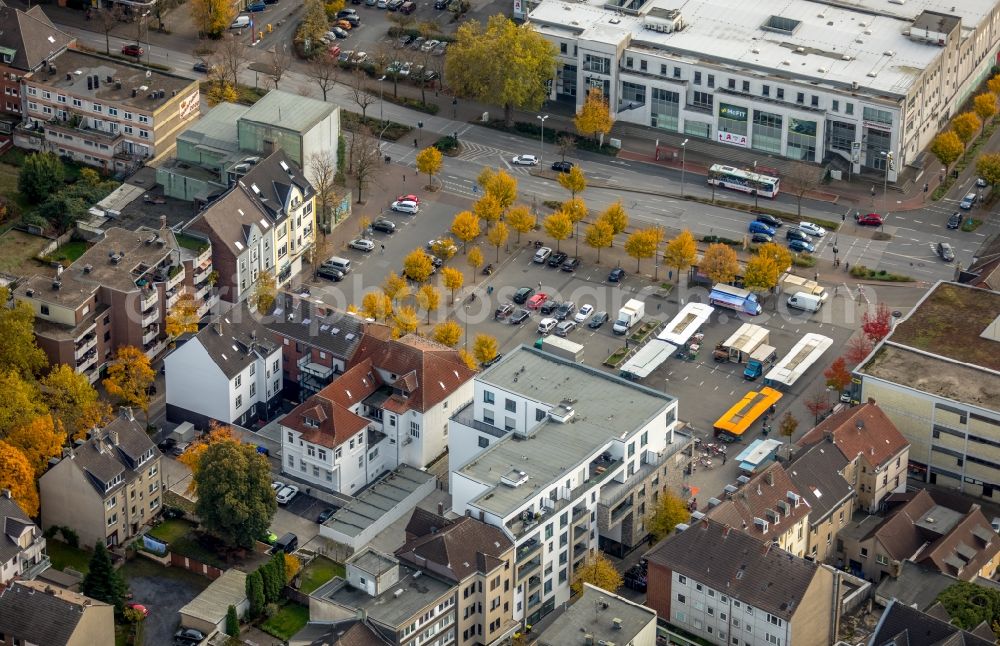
[
  {"x1": 0, "y1": 228, "x2": 50, "y2": 274},
  {"x1": 261, "y1": 602, "x2": 309, "y2": 640},
  {"x1": 146, "y1": 518, "x2": 196, "y2": 544},
  {"x1": 299, "y1": 556, "x2": 345, "y2": 594},
  {"x1": 46, "y1": 240, "x2": 89, "y2": 263},
  {"x1": 48, "y1": 540, "x2": 91, "y2": 575}
]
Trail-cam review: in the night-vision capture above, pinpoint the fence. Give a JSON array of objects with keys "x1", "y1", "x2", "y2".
[{"x1": 170, "y1": 552, "x2": 224, "y2": 580}]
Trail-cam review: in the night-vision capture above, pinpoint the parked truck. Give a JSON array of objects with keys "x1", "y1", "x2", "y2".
[
  {"x1": 779, "y1": 273, "x2": 828, "y2": 302},
  {"x1": 540, "y1": 336, "x2": 585, "y2": 362},
  {"x1": 613, "y1": 299, "x2": 645, "y2": 335},
  {"x1": 709, "y1": 284, "x2": 762, "y2": 316},
  {"x1": 743, "y1": 344, "x2": 778, "y2": 380}
]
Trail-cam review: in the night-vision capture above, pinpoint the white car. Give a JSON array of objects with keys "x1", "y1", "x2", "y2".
[
  {"x1": 574, "y1": 303, "x2": 594, "y2": 323},
  {"x1": 276, "y1": 485, "x2": 299, "y2": 505},
  {"x1": 512, "y1": 154, "x2": 539, "y2": 166},
  {"x1": 271, "y1": 481, "x2": 284, "y2": 493},
  {"x1": 537, "y1": 317, "x2": 557, "y2": 334},
  {"x1": 427, "y1": 239, "x2": 458, "y2": 254},
  {"x1": 798, "y1": 221, "x2": 827, "y2": 237},
  {"x1": 349, "y1": 238, "x2": 375, "y2": 252},
  {"x1": 391, "y1": 200, "x2": 419, "y2": 214},
  {"x1": 421, "y1": 39, "x2": 440, "y2": 52}
]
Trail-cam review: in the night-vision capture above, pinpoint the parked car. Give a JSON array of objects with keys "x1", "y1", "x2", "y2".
[
  {"x1": 540, "y1": 299, "x2": 560, "y2": 315},
  {"x1": 754, "y1": 213, "x2": 783, "y2": 228},
  {"x1": 788, "y1": 239, "x2": 815, "y2": 253},
  {"x1": 391, "y1": 200, "x2": 419, "y2": 213},
  {"x1": 174, "y1": 628, "x2": 206, "y2": 645},
  {"x1": 317, "y1": 266, "x2": 345, "y2": 281},
  {"x1": 246, "y1": 1, "x2": 266, "y2": 10},
  {"x1": 510, "y1": 309, "x2": 530, "y2": 324},
  {"x1": 410, "y1": 36, "x2": 426, "y2": 50},
  {"x1": 271, "y1": 481, "x2": 285, "y2": 493},
  {"x1": 526, "y1": 293, "x2": 548, "y2": 309},
  {"x1": 608, "y1": 267, "x2": 626, "y2": 282},
  {"x1": 157, "y1": 437, "x2": 177, "y2": 453},
  {"x1": 192, "y1": 60, "x2": 215, "y2": 73},
  {"x1": 332, "y1": 26, "x2": 349, "y2": 38},
  {"x1": 551, "y1": 161, "x2": 574, "y2": 173},
  {"x1": 798, "y1": 221, "x2": 827, "y2": 237},
  {"x1": 977, "y1": 176, "x2": 989, "y2": 187},
  {"x1": 349, "y1": 238, "x2": 375, "y2": 252},
  {"x1": 947, "y1": 212, "x2": 961, "y2": 229},
  {"x1": 398, "y1": 34, "x2": 415, "y2": 47},
  {"x1": 371, "y1": 218, "x2": 396, "y2": 233},
  {"x1": 421, "y1": 39, "x2": 440, "y2": 52},
  {"x1": 513, "y1": 287, "x2": 535, "y2": 304},
  {"x1": 749, "y1": 221, "x2": 775, "y2": 236},
  {"x1": 547, "y1": 251, "x2": 568, "y2": 267},
  {"x1": 588, "y1": 311, "x2": 609, "y2": 329},
  {"x1": 512, "y1": 154, "x2": 539, "y2": 166},
  {"x1": 387, "y1": 0, "x2": 404, "y2": 9},
  {"x1": 751, "y1": 232, "x2": 773, "y2": 243},
  {"x1": 960, "y1": 192, "x2": 977, "y2": 209},
  {"x1": 495, "y1": 303, "x2": 515, "y2": 320},
  {"x1": 574, "y1": 303, "x2": 594, "y2": 323},
  {"x1": 537, "y1": 317, "x2": 557, "y2": 334},
  {"x1": 317, "y1": 507, "x2": 338, "y2": 523},
  {"x1": 937, "y1": 241, "x2": 955, "y2": 262},
  {"x1": 171, "y1": 442, "x2": 190, "y2": 457},
  {"x1": 337, "y1": 7, "x2": 357, "y2": 15},
  {"x1": 336, "y1": 19, "x2": 353, "y2": 30},
  {"x1": 276, "y1": 485, "x2": 299, "y2": 505},
  {"x1": 427, "y1": 254, "x2": 443, "y2": 268},
  {"x1": 554, "y1": 321, "x2": 577, "y2": 337},
  {"x1": 554, "y1": 301, "x2": 576, "y2": 321},
  {"x1": 785, "y1": 227, "x2": 811, "y2": 242},
  {"x1": 561, "y1": 257, "x2": 581, "y2": 272},
  {"x1": 397, "y1": 193, "x2": 421, "y2": 204},
  {"x1": 855, "y1": 212, "x2": 883, "y2": 226},
  {"x1": 533, "y1": 247, "x2": 552, "y2": 263},
  {"x1": 121, "y1": 43, "x2": 144, "y2": 56}
]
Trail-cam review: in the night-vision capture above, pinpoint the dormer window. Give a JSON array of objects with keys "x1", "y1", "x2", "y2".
[
  {"x1": 303, "y1": 417, "x2": 319, "y2": 428},
  {"x1": 105, "y1": 473, "x2": 123, "y2": 491}
]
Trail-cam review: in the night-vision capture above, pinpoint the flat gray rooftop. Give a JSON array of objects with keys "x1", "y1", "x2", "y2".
[
  {"x1": 458, "y1": 346, "x2": 675, "y2": 518},
  {"x1": 538, "y1": 584, "x2": 655, "y2": 646},
  {"x1": 323, "y1": 465, "x2": 435, "y2": 539},
  {"x1": 315, "y1": 566, "x2": 453, "y2": 628},
  {"x1": 240, "y1": 89, "x2": 335, "y2": 134}
]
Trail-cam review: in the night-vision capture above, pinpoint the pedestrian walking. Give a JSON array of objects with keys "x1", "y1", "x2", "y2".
[
  {"x1": 834, "y1": 285, "x2": 839, "y2": 297},
  {"x1": 537, "y1": 281, "x2": 542, "y2": 290},
  {"x1": 380, "y1": 243, "x2": 385, "y2": 255},
  {"x1": 723, "y1": 455, "x2": 727, "y2": 465},
  {"x1": 814, "y1": 272, "x2": 819, "y2": 282},
  {"x1": 402, "y1": 174, "x2": 406, "y2": 182},
  {"x1": 871, "y1": 185, "x2": 876, "y2": 196}
]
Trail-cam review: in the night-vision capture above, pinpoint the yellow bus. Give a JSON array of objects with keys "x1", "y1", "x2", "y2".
[{"x1": 713, "y1": 387, "x2": 783, "y2": 439}]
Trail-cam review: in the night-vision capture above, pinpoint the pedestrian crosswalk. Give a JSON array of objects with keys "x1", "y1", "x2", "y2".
[{"x1": 454, "y1": 141, "x2": 532, "y2": 175}]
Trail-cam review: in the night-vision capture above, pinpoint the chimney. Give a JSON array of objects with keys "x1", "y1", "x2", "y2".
[
  {"x1": 160, "y1": 214, "x2": 167, "y2": 229},
  {"x1": 1, "y1": 489, "x2": 10, "y2": 500},
  {"x1": 125, "y1": 407, "x2": 134, "y2": 422},
  {"x1": 700, "y1": 518, "x2": 709, "y2": 530},
  {"x1": 824, "y1": 429, "x2": 833, "y2": 443},
  {"x1": 109, "y1": 430, "x2": 119, "y2": 445},
  {"x1": 438, "y1": 502, "x2": 444, "y2": 515},
  {"x1": 766, "y1": 470, "x2": 774, "y2": 486},
  {"x1": 867, "y1": 397, "x2": 876, "y2": 405},
  {"x1": 722, "y1": 524, "x2": 731, "y2": 537}
]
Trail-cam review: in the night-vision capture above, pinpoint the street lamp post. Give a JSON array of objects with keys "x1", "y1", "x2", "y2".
[
  {"x1": 378, "y1": 75, "x2": 386, "y2": 123},
  {"x1": 464, "y1": 304, "x2": 471, "y2": 352},
  {"x1": 141, "y1": 11, "x2": 151, "y2": 65},
  {"x1": 880, "y1": 151, "x2": 892, "y2": 214},
  {"x1": 680, "y1": 139, "x2": 689, "y2": 197},
  {"x1": 537, "y1": 114, "x2": 548, "y2": 166}
]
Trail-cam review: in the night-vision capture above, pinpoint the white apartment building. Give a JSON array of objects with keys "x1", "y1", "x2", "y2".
[
  {"x1": 525, "y1": 0, "x2": 1000, "y2": 180},
  {"x1": 164, "y1": 304, "x2": 282, "y2": 428},
  {"x1": 449, "y1": 346, "x2": 685, "y2": 625}
]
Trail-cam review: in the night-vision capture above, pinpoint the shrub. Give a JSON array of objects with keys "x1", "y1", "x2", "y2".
[{"x1": 434, "y1": 136, "x2": 459, "y2": 153}]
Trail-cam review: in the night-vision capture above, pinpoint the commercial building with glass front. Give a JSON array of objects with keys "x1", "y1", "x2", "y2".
[{"x1": 526, "y1": 0, "x2": 1000, "y2": 182}]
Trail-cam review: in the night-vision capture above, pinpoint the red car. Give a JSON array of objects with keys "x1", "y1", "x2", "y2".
[
  {"x1": 525, "y1": 293, "x2": 548, "y2": 310},
  {"x1": 127, "y1": 603, "x2": 149, "y2": 617},
  {"x1": 856, "y1": 213, "x2": 883, "y2": 226},
  {"x1": 397, "y1": 193, "x2": 420, "y2": 204},
  {"x1": 121, "y1": 44, "x2": 144, "y2": 57}
]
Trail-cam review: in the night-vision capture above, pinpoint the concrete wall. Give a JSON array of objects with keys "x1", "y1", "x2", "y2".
[
  {"x1": 164, "y1": 339, "x2": 231, "y2": 423},
  {"x1": 789, "y1": 564, "x2": 836, "y2": 646}
]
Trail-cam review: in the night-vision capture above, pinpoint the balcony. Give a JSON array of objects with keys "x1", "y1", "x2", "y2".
[
  {"x1": 527, "y1": 575, "x2": 542, "y2": 591},
  {"x1": 193, "y1": 263, "x2": 212, "y2": 285},
  {"x1": 165, "y1": 288, "x2": 180, "y2": 308},
  {"x1": 599, "y1": 446, "x2": 678, "y2": 508},
  {"x1": 516, "y1": 537, "x2": 542, "y2": 561},
  {"x1": 83, "y1": 364, "x2": 101, "y2": 384},
  {"x1": 74, "y1": 333, "x2": 98, "y2": 359},
  {"x1": 573, "y1": 540, "x2": 589, "y2": 558},
  {"x1": 142, "y1": 324, "x2": 159, "y2": 345},
  {"x1": 194, "y1": 282, "x2": 212, "y2": 301},
  {"x1": 573, "y1": 524, "x2": 589, "y2": 540},
  {"x1": 610, "y1": 497, "x2": 634, "y2": 524},
  {"x1": 141, "y1": 307, "x2": 159, "y2": 328},
  {"x1": 140, "y1": 289, "x2": 157, "y2": 311},
  {"x1": 517, "y1": 555, "x2": 542, "y2": 582},
  {"x1": 76, "y1": 349, "x2": 98, "y2": 372},
  {"x1": 19, "y1": 554, "x2": 50, "y2": 580},
  {"x1": 166, "y1": 265, "x2": 185, "y2": 290},
  {"x1": 298, "y1": 353, "x2": 334, "y2": 379},
  {"x1": 144, "y1": 338, "x2": 166, "y2": 358},
  {"x1": 526, "y1": 592, "x2": 542, "y2": 609},
  {"x1": 197, "y1": 292, "x2": 219, "y2": 318}
]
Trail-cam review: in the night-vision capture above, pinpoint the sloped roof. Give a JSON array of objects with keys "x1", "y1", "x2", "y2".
[
  {"x1": 870, "y1": 598, "x2": 994, "y2": 646},
  {"x1": 190, "y1": 303, "x2": 277, "y2": 379},
  {"x1": 281, "y1": 359, "x2": 380, "y2": 449},
  {"x1": 787, "y1": 442, "x2": 853, "y2": 526},
  {"x1": 291, "y1": 620, "x2": 392, "y2": 645},
  {"x1": 0, "y1": 4, "x2": 73, "y2": 72},
  {"x1": 915, "y1": 506, "x2": 1000, "y2": 581},
  {"x1": 798, "y1": 402, "x2": 908, "y2": 469},
  {"x1": 866, "y1": 490, "x2": 937, "y2": 561},
  {"x1": 179, "y1": 568, "x2": 247, "y2": 624},
  {"x1": 646, "y1": 518, "x2": 822, "y2": 620},
  {"x1": 874, "y1": 560, "x2": 960, "y2": 611},
  {"x1": 0, "y1": 581, "x2": 109, "y2": 645},
  {"x1": 266, "y1": 292, "x2": 368, "y2": 359},
  {"x1": 705, "y1": 462, "x2": 810, "y2": 542},
  {"x1": 349, "y1": 333, "x2": 475, "y2": 414},
  {"x1": 395, "y1": 513, "x2": 511, "y2": 583},
  {"x1": 0, "y1": 492, "x2": 36, "y2": 566}
]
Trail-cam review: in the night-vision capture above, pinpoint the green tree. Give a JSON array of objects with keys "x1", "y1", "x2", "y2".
[
  {"x1": 976, "y1": 153, "x2": 1000, "y2": 188},
  {"x1": 542, "y1": 211, "x2": 572, "y2": 252},
  {"x1": 226, "y1": 605, "x2": 240, "y2": 637},
  {"x1": 574, "y1": 88, "x2": 614, "y2": 144},
  {"x1": 936, "y1": 581, "x2": 1000, "y2": 631},
  {"x1": 571, "y1": 553, "x2": 622, "y2": 595},
  {"x1": 557, "y1": 165, "x2": 587, "y2": 200},
  {"x1": 18, "y1": 152, "x2": 64, "y2": 204},
  {"x1": 584, "y1": 220, "x2": 613, "y2": 263},
  {"x1": 930, "y1": 130, "x2": 963, "y2": 171},
  {"x1": 952, "y1": 112, "x2": 981, "y2": 147},
  {"x1": 82, "y1": 542, "x2": 127, "y2": 615},
  {"x1": 700, "y1": 243, "x2": 740, "y2": 285},
  {"x1": 415, "y1": 146, "x2": 443, "y2": 189},
  {"x1": 247, "y1": 570, "x2": 265, "y2": 619},
  {"x1": 647, "y1": 491, "x2": 690, "y2": 541},
  {"x1": 0, "y1": 286, "x2": 47, "y2": 378},
  {"x1": 663, "y1": 229, "x2": 696, "y2": 284},
  {"x1": 623, "y1": 228, "x2": 659, "y2": 273},
  {"x1": 445, "y1": 15, "x2": 556, "y2": 126},
  {"x1": 194, "y1": 441, "x2": 278, "y2": 549}
]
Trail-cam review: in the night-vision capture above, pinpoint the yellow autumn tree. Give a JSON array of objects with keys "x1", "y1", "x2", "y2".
[
  {"x1": 206, "y1": 81, "x2": 238, "y2": 107},
  {"x1": 624, "y1": 228, "x2": 660, "y2": 273},
  {"x1": 0, "y1": 371, "x2": 46, "y2": 439},
  {"x1": 415, "y1": 146, "x2": 443, "y2": 189},
  {"x1": 598, "y1": 201, "x2": 629, "y2": 246},
  {"x1": 392, "y1": 306, "x2": 419, "y2": 338},
  {"x1": 572, "y1": 553, "x2": 622, "y2": 595},
  {"x1": 361, "y1": 291, "x2": 393, "y2": 322},
  {"x1": 254, "y1": 270, "x2": 277, "y2": 315},
  {"x1": 42, "y1": 365, "x2": 113, "y2": 441},
  {"x1": 284, "y1": 553, "x2": 302, "y2": 584},
  {"x1": 191, "y1": 0, "x2": 236, "y2": 38},
  {"x1": 974, "y1": 93, "x2": 997, "y2": 130},
  {"x1": 416, "y1": 284, "x2": 441, "y2": 324},
  {"x1": 467, "y1": 246, "x2": 484, "y2": 283},
  {"x1": 542, "y1": 211, "x2": 572, "y2": 252},
  {"x1": 402, "y1": 249, "x2": 434, "y2": 283},
  {"x1": 6, "y1": 415, "x2": 65, "y2": 476},
  {"x1": 647, "y1": 491, "x2": 691, "y2": 541},
  {"x1": 574, "y1": 88, "x2": 614, "y2": 145},
  {"x1": 952, "y1": 112, "x2": 981, "y2": 147},
  {"x1": 930, "y1": 131, "x2": 962, "y2": 172},
  {"x1": 700, "y1": 243, "x2": 740, "y2": 285},
  {"x1": 382, "y1": 271, "x2": 410, "y2": 304},
  {"x1": 458, "y1": 348, "x2": 478, "y2": 371},
  {"x1": 0, "y1": 440, "x2": 38, "y2": 517},
  {"x1": 441, "y1": 267, "x2": 464, "y2": 304},
  {"x1": 178, "y1": 423, "x2": 241, "y2": 491},
  {"x1": 486, "y1": 221, "x2": 509, "y2": 263},
  {"x1": 756, "y1": 242, "x2": 792, "y2": 274},
  {"x1": 663, "y1": 229, "x2": 697, "y2": 284},
  {"x1": 556, "y1": 164, "x2": 586, "y2": 200},
  {"x1": 473, "y1": 193, "x2": 503, "y2": 231},
  {"x1": 584, "y1": 220, "x2": 613, "y2": 263},
  {"x1": 451, "y1": 211, "x2": 481, "y2": 253},
  {"x1": 506, "y1": 205, "x2": 536, "y2": 243},
  {"x1": 478, "y1": 168, "x2": 518, "y2": 213},
  {"x1": 432, "y1": 320, "x2": 463, "y2": 347},
  {"x1": 103, "y1": 346, "x2": 155, "y2": 426},
  {"x1": 742, "y1": 253, "x2": 780, "y2": 293},
  {"x1": 166, "y1": 292, "x2": 200, "y2": 339},
  {"x1": 472, "y1": 334, "x2": 498, "y2": 366}
]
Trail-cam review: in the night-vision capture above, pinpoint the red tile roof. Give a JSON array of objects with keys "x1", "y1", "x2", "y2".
[
  {"x1": 705, "y1": 462, "x2": 811, "y2": 543},
  {"x1": 281, "y1": 360, "x2": 380, "y2": 449},
  {"x1": 798, "y1": 402, "x2": 908, "y2": 468}
]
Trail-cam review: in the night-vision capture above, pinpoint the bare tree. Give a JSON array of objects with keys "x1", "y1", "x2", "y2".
[
  {"x1": 267, "y1": 44, "x2": 291, "y2": 90},
  {"x1": 783, "y1": 164, "x2": 824, "y2": 217},
  {"x1": 306, "y1": 52, "x2": 340, "y2": 101},
  {"x1": 352, "y1": 126, "x2": 381, "y2": 204},
  {"x1": 308, "y1": 151, "x2": 341, "y2": 232},
  {"x1": 212, "y1": 34, "x2": 248, "y2": 88},
  {"x1": 152, "y1": 0, "x2": 183, "y2": 30},
  {"x1": 387, "y1": 12, "x2": 416, "y2": 40},
  {"x1": 556, "y1": 134, "x2": 575, "y2": 162},
  {"x1": 97, "y1": 6, "x2": 124, "y2": 55},
  {"x1": 351, "y1": 70, "x2": 378, "y2": 122}
]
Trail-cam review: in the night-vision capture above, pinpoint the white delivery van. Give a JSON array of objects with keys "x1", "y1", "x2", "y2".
[
  {"x1": 787, "y1": 291, "x2": 823, "y2": 312},
  {"x1": 230, "y1": 15, "x2": 250, "y2": 28}
]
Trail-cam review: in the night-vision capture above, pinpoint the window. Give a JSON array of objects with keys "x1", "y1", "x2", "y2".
[
  {"x1": 234, "y1": 374, "x2": 242, "y2": 388},
  {"x1": 318, "y1": 449, "x2": 326, "y2": 460},
  {"x1": 673, "y1": 66, "x2": 681, "y2": 78},
  {"x1": 796, "y1": 92, "x2": 804, "y2": 104},
  {"x1": 707, "y1": 74, "x2": 715, "y2": 88},
  {"x1": 677, "y1": 593, "x2": 686, "y2": 603},
  {"x1": 876, "y1": 553, "x2": 889, "y2": 565},
  {"x1": 846, "y1": 103, "x2": 854, "y2": 115},
  {"x1": 762, "y1": 84, "x2": 770, "y2": 97},
  {"x1": 863, "y1": 106, "x2": 892, "y2": 126},
  {"x1": 640, "y1": 60, "x2": 647, "y2": 71},
  {"x1": 777, "y1": 88, "x2": 785, "y2": 100},
  {"x1": 484, "y1": 410, "x2": 494, "y2": 426},
  {"x1": 535, "y1": 409, "x2": 546, "y2": 422},
  {"x1": 742, "y1": 80, "x2": 750, "y2": 92},
  {"x1": 728, "y1": 78, "x2": 736, "y2": 90},
  {"x1": 93, "y1": 103, "x2": 102, "y2": 113},
  {"x1": 250, "y1": 383, "x2": 256, "y2": 397},
  {"x1": 626, "y1": 56, "x2": 634, "y2": 69},
  {"x1": 660, "y1": 64, "x2": 667, "y2": 76},
  {"x1": 138, "y1": 114, "x2": 150, "y2": 124},
  {"x1": 832, "y1": 100, "x2": 839, "y2": 112},
  {"x1": 641, "y1": 431, "x2": 648, "y2": 446},
  {"x1": 250, "y1": 363, "x2": 256, "y2": 376},
  {"x1": 692, "y1": 91, "x2": 713, "y2": 110},
  {"x1": 694, "y1": 71, "x2": 702, "y2": 85},
  {"x1": 560, "y1": 43, "x2": 567, "y2": 54},
  {"x1": 811, "y1": 95, "x2": 819, "y2": 107},
  {"x1": 678, "y1": 575, "x2": 686, "y2": 584},
  {"x1": 505, "y1": 398, "x2": 516, "y2": 413},
  {"x1": 358, "y1": 455, "x2": 363, "y2": 468},
  {"x1": 72, "y1": 98, "x2": 81, "y2": 107},
  {"x1": 235, "y1": 394, "x2": 242, "y2": 409},
  {"x1": 410, "y1": 421, "x2": 421, "y2": 437},
  {"x1": 108, "y1": 107, "x2": 118, "y2": 116},
  {"x1": 483, "y1": 390, "x2": 495, "y2": 404}
]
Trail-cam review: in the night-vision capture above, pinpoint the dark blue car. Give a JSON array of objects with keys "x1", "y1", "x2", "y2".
[
  {"x1": 788, "y1": 239, "x2": 815, "y2": 253},
  {"x1": 246, "y1": 2, "x2": 266, "y2": 11}
]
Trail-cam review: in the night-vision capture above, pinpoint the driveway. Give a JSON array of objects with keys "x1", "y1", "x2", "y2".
[{"x1": 123, "y1": 557, "x2": 211, "y2": 645}]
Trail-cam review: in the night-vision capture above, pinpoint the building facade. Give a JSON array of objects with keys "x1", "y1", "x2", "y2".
[
  {"x1": 18, "y1": 49, "x2": 199, "y2": 172},
  {"x1": 39, "y1": 412, "x2": 163, "y2": 548},
  {"x1": 449, "y1": 346, "x2": 690, "y2": 625},
  {"x1": 0, "y1": 4, "x2": 73, "y2": 124},
  {"x1": 0, "y1": 490, "x2": 49, "y2": 586},
  {"x1": 0, "y1": 581, "x2": 115, "y2": 646},
  {"x1": 525, "y1": 0, "x2": 1000, "y2": 180}
]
